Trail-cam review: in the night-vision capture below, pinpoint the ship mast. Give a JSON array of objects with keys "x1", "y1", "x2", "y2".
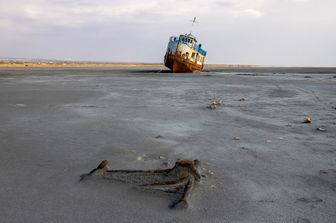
[{"x1": 189, "y1": 16, "x2": 198, "y2": 34}]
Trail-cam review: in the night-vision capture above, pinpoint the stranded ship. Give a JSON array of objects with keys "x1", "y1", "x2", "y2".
[{"x1": 164, "y1": 30, "x2": 207, "y2": 73}]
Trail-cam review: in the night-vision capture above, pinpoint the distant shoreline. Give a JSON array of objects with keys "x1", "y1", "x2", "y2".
[
  {"x1": 1, "y1": 61, "x2": 335, "y2": 74},
  {"x1": 0, "y1": 61, "x2": 164, "y2": 68},
  {"x1": 0, "y1": 60, "x2": 255, "y2": 68}
]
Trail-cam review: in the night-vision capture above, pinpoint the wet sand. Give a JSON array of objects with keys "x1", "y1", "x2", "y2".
[{"x1": 0, "y1": 67, "x2": 335, "y2": 222}]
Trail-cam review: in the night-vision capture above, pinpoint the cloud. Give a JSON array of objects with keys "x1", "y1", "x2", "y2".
[
  {"x1": 0, "y1": 0, "x2": 267, "y2": 29},
  {"x1": 234, "y1": 8, "x2": 263, "y2": 17},
  {"x1": 1, "y1": 0, "x2": 201, "y2": 28},
  {"x1": 214, "y1": 0, "x2": 236, "y2": 8},
  {"x1": 2, "y1": 1, "x2": 154, "y2": 27}
]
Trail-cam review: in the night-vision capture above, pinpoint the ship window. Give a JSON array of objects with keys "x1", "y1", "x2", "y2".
[{"x1": 191, "y1": 52, "x2": 195, "y2": 58}]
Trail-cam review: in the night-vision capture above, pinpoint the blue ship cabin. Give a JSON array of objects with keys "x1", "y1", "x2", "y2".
[
  {"x1": 178, "y1": 34, "x2": 207, "y2": 56},
  {"x1": 179, "y1": 34, "x2": 197, "y2": 45},
  {"x1": 168, "y1": 34, "x2": 206, "y2": 56}
]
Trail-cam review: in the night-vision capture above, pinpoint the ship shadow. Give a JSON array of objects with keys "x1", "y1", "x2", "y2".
[
  {"x1": 129, "y1": 69, "x2": 172, "y2": 74},
  {"x1": 128, "y1": 69, "x2": 210, "y2": 74}
]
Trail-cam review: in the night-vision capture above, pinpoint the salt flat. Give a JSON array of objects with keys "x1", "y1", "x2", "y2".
[{"x1": 0, "y1": 68, "x2": 335, "y2": 223}]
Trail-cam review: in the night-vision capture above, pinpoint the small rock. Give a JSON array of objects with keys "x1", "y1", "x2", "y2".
[
  {"x1": 294, "y1": 217, "x2": 311, "y2": 223},
  {"x1": 232, "y1": 137, "x2": 241, "y2": 140},
  {"x1": 210, "y1": 185, "x2": 216, "y2": 188},
  {"x1": 238, "y1": 98, "x2": 246, "y2": 101},
  {"x1": 159, "y1": 156, "x2": 166, "y2": 160},
  {"x1": 319, "y1": 170, "x2": 328, "y2": 174},
  {"x1": 80, "y1": 105, "x2": 97, "y2": 108},
  {"x1": 304, "y1": 76, "x2": 312, "y2": 78},
  {"x1": 155, "y1": 135, "x2": 163, "y2": 139},
  {"x1": 303, "y1": 116, "x2": 312, "y2": 124},
  {"x1": 266, "y1": 139, "x2": 272, "y2": 143},
  {"x1": 316, "y1": 127, "x2": 326, "y2": 132},
  {"x1": 207, "y1": 170, "x2": 214, "y2": 175},
  {"x1": 10, "y1": 104, "x2": 26, "y2": 107},
  {"x1": 137, "y1": 156, "x2": 143, "y2": 161}
]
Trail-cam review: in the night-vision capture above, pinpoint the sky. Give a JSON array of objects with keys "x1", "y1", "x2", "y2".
[{"x1": 0, "y1": 0, "x2": 335, "y2": 66}]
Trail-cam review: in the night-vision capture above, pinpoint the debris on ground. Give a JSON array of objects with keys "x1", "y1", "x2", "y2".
[
  {"x1": 155, "y1": 135, "x2": 163, "y2": 139},
  {"x1": 207, "y1": 99, "x2": 222, "y2": 109},
  {"x1": 266, "y1": 139, "x2": 272, "y2": 143},
  {"x1": 304, "y1": 116, "x2": 312, "y2": 124},
  {"x1": 232, "y1": 137, "x2": 241, "y2": 140},
  {"x1": 316, "y1": 127, "x2": 326, "y2": 132},
  {"x1": 84, "y1": 159, "x2": 202, "y2": 209},
  {"x1": 238, "y1": 98, "x2": 246, "y2": 101}
]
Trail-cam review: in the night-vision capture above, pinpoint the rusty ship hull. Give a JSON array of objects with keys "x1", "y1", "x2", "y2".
[
  {"x1": 165, "y1": 52, "x2": 203, "y2": 73},
  {"x1": 164, "y1": 34, "x2": 207, "y2": 73}
]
